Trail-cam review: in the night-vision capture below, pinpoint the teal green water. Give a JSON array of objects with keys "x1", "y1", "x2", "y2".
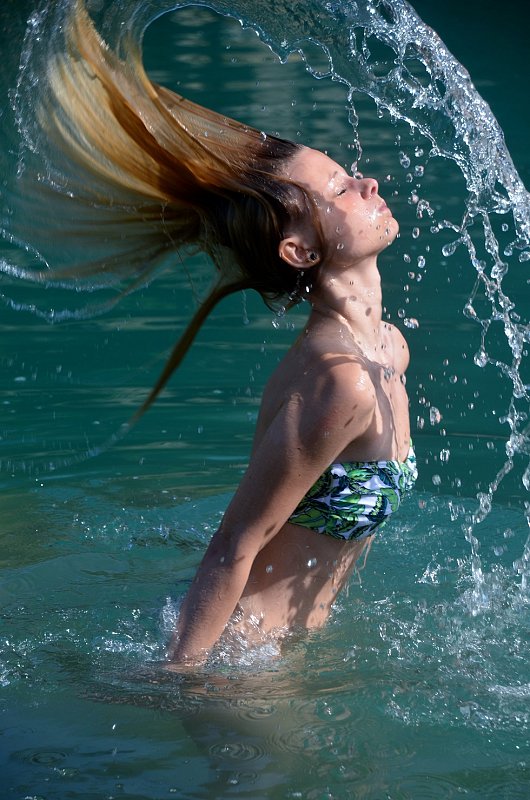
[{"x1": 1, "y1": 1, "x2": 530, "y2": 798}]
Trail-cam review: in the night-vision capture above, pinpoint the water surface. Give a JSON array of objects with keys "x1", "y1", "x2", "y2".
[{"x1": 1, "y1": 1, "x2": 530, "y2": 797}]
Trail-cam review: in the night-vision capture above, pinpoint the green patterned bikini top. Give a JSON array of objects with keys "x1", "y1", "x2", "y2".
[{"x1": 288, "y1": 444, "x2": 417, "y2": 541}]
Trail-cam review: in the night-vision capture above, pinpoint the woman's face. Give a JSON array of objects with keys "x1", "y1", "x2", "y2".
[{"x1": 285, "y1": 147, "x2": 398, "y2": 267}]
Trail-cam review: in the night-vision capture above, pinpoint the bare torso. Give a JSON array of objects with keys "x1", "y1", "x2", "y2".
[{"x1": 236, "y1": 315, "x2": 411, "y2": 636}]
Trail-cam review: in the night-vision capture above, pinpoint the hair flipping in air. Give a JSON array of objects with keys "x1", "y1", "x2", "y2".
[{"x1": 32, "y1": 1, "x2": 324, "y2": 420}]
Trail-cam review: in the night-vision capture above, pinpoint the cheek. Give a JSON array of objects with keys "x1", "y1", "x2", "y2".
[
  {"x1": 349, "y1": 215, "x2": 399, "y2": 251},
  {"x1": 323, "y1": 212, "x2": 348, "y2": 248},
  {"x1": 353, "y1": 207, "x2": 379, "y2": 239}
]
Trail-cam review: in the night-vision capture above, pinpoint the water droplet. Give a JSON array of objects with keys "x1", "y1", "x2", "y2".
[
  {"x1": 412, "y1": 227, "x2": 420, "y2": 239},
  {"x1": 429, "y1": 407, "x2": 442, "y2": 425},
  {"x1": 265, "y1": 564, "x2": 273, "y2": 574},
  {"x1": 440, "y1": 449, "x2": 450, "y2": 462},
  {"x1": 414, "y1": 165, "x2": 424, "y2": 177},
  {"x1": 474, "y1": 348, "x2": 488, "y2": 368},
  {"x1": 416, "y1": 199, "x2": 434, "y2": 218},
  {"x1": 442, "y1": 241, "x2": 458, "y2": 257},
  {"x1": 404, "y1": 317, "x2": 419, "y2": 329},
  {"x1": 417, "y1": 255, "x2": 425, "y2": 268},
  {"x1": 307, "y1": 558, "x2": 317, "y2": 568},
  {"x1": 399, "y1": 152, "x2": 410, "y2": 169},
  {"x1": 432, "y1": 474, "x2": 442, "y2": 486}
]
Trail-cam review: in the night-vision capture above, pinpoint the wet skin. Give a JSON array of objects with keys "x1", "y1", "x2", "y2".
[{"x1": 169, "y1": 147, "x2": 411, "y2": 662}]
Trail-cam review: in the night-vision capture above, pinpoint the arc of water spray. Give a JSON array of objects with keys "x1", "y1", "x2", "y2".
[{"x1": 7, "y1": 0, "x2": 530, "y2": 594}]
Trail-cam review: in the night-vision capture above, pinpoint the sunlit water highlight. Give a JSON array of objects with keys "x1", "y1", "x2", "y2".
[{"x1": 1, "y1": 0, "x2": 530, "y2": 797}]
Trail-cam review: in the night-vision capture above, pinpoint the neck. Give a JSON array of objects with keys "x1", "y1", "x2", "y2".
[{"x1": 308, "y1": 258, "x2": 383, "y2": 350}]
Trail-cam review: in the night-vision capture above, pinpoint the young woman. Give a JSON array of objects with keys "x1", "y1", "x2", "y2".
[
  {"x1": 28, "y1": 2, "x2": 417, "y2": 666},
  {"x1": 167, "y1": 146, "x2": 416, "y2": 665}
]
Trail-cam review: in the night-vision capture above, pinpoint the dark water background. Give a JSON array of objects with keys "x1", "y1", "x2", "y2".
[{"x1": 1, "y1": 1, "x2": 530, "y2": 798}]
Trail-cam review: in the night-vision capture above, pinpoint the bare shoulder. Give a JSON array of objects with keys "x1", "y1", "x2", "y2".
[
  {"x1": 253, "y1": 344, "x2": 377, "y2": 464},
  {"x1": 298, "y1": 352, "x2": 377, "y2": 434},
  {"x1": 265, "y1": 352, "x2": 374, "y2": 469}
]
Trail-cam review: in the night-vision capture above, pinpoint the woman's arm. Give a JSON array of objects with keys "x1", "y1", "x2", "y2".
[
  {"x1": 167, "y1": 523, "x2": 255, "y2": 665},
  {"x1": 168, "y1": 358, "x2": 375, "y2": 665}
]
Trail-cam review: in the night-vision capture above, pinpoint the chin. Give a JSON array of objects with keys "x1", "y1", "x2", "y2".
[
  {"x1": 377, "y1": 219, "x2": 399, "y2": 252},
  {"x1": 387, "y1": 217, "x2": 399, "y2": 242}
]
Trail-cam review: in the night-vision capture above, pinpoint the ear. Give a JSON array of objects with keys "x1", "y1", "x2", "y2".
[{"x1": 278, "y1": 234, "x2": 318, "y2": 269}]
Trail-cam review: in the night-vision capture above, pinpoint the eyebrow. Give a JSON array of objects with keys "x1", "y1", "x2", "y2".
[{"x1": 327, "y1": 170, "x2": 341, "y2": 190}]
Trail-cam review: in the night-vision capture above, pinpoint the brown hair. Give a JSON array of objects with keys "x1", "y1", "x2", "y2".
[{"x1": 33, "y1": 0, "x2": 324, "y2": 420}]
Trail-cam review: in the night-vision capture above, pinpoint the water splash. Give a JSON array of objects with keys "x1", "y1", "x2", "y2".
[
  {"x1": 193, "y1": 0, "x2": 530, "y2": 515},
  {"x1": 3, "y1": 0, "x2": 530, "y2": 604}
]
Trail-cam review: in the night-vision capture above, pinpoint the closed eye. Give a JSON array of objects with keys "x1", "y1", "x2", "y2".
[{"x1": 337, "y1": 188, "x2": 347, "y2": 196}]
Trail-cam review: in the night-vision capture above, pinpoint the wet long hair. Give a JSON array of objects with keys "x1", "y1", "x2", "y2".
[{"x1": 33, "y1": 0, "x2": 324, "y2": 420}]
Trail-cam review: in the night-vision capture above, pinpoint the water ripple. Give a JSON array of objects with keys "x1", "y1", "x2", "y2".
[{"x1": 208, "y1": 740, "x2": 265, "y2": 762}]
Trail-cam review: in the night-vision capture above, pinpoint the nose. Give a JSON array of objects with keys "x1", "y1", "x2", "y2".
[{"x1": 359, "y1": 177, "x2": 378, "y2": 198}]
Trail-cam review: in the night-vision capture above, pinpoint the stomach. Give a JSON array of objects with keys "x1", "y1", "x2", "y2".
[{"x1": 237, "y1": 523, "x2": 373, "y2": 633}]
